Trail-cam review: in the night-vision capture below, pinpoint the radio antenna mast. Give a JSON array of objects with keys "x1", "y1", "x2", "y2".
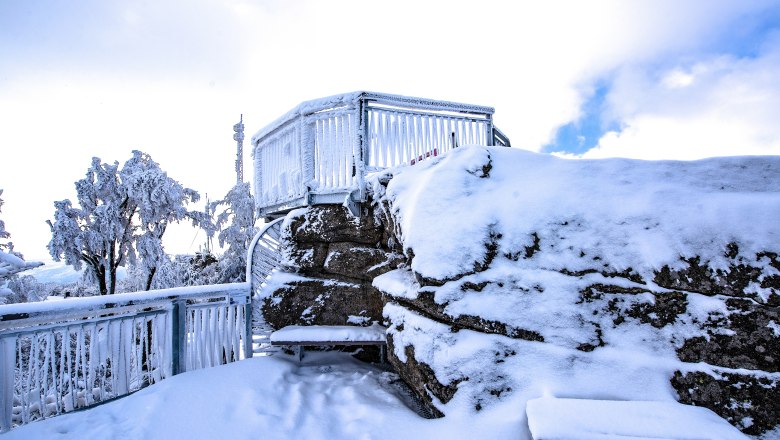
[{"x1": 233, "y1": 114, "x2": 244, "y2": 184}]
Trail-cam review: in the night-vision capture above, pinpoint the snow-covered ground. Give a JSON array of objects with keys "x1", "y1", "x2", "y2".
[
  {"x1": 25, "y1": 259, "x2": 128, "y2": 285},
  {"x1": 3, "y1": 353, "x2": 524, "y2": 440},
  {"x1": 5, "y1": 351, "x2": 767, "y2": 439},
  {"x1": 25, "y1": 259, "x2": 83, "y2": 284}
]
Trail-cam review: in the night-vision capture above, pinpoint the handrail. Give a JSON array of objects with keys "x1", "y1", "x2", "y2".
[
  {"x1": 0, "y1": 283, "x2": 251, "y2": 432},
  {"x1": 492, "y1": 126, "x2": 512, "y2": 148},
  {"x1": 246, "y1": 218, "x2": 284, "y2": 329},
  {"x1": 0, "y1": 283, "x2": 249, "y2": 328},
  {"x1": 251, "y1": 91, "x2": 504, "y2": 218}
]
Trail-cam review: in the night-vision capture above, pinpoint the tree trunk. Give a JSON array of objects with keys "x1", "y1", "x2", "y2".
[
  {"x1": 96, "y1": 266, "x2": 108, "y2": 296},
  {"x1": 109, "y1": 266, "x2": 117, "y2": 295},
  {"x1": 145, "y1": 266, "x2": 157, "y2": 291},
  {"x1": 109, "y1": 241, "x2": 117, "y2": 295}
]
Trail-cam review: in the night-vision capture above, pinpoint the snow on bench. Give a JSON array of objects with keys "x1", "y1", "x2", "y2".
[
  {"x1": 526, "y1": 397, "x2": 748, "y2": 440},
  {"x1": 270, "y1": 324, "x2": 387, "y2": 362}
]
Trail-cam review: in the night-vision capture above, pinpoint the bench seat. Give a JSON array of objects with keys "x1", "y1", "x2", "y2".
[{"x1": 270, "y1": 324, "x2": 387, "y2": 362}]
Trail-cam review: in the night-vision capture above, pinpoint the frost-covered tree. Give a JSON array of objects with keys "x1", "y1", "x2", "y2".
[
  {"x1": 0, "y1": 189, "x2": 12, "y2": 253},
  {"x1": 5, "y1": 275, "x2": 48, "y2": 304},
  {"x1": 47, "y1": 151, "x2": 203, "y2": 295},
  {"x1": 1, "y1": 189, "x2": 43, "y2": 304},
  {"x1": 211, "y1": 182, "x2": 257, "y2": 283}
]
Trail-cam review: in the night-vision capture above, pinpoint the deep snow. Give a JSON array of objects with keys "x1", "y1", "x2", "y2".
[
  {"x1": 4, "y1": 352, "x2": 763, "y2": 440},
  {"x1": 3, "y1": 353, "x2": 524, "y2": 440}
]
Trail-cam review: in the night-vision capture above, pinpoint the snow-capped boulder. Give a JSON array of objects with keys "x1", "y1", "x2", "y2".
[{"x1": 370, "y1": 146, "x2": 780, "y2": 435}]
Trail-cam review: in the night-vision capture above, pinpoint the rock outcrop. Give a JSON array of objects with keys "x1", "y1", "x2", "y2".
[
  {"x1": 261, "y1": 205, "x2": 404, "y2": 328},
  {"x1": 368, "y1": 147, "x2": 780, "y2": 436}
]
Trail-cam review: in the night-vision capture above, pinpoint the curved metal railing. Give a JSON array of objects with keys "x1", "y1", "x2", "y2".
[{"x1": 246, "y1": 218, "x2": 285, "y2": 355}]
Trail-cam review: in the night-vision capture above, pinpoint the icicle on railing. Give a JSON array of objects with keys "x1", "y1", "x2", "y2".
[
  {"x1": 2, "y1": 312, "x2": 168, "y2": 428},
  {"x1": 254, "y1": 124, "x2": 304, "y2": 209},
  {"x1": 0, "y1": 283, "x2": 251, "y2": 432},
  {"x1": 366, "y1": 108, "x2": 489, "y2": 169},
  {"x1": 312, "y1": 111, "x2": 356, "y2": 193},
  {"x1": 184, "y1": 303, "x2": 245, "y2": 371}
]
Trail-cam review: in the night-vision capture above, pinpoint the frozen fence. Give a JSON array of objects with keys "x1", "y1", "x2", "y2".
[
  {"x1": 0, "y1": 283, "x2": 251, "y2": 432},
  {"x1": 252, "y1": 91, "x2": 507, "y2": 217}
]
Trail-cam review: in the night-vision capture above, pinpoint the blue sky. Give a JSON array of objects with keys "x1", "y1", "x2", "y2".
[
  {"x1": 544, "y1": 83, "x2": 618, "y2": 155},
  {"x1": 543, "y1": 6, "x2": 780, "y2": 156},
  {"x1": 1, "y1": 0, "x2": 779, "y2": 259}
]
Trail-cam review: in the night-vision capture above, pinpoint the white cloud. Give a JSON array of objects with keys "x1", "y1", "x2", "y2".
[{"x1": 583, "y1": 32, "x2": 780, "y2": 159}]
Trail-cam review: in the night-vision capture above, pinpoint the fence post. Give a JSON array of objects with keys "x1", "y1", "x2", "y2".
[
  {"x1": 300, "y1": 114, "x2": 314, "y2": 201},
  {"x1": 356, "y1": 96, "x2": 369, "y2": 202},
  {"x1": 486, "y1": 113, "x2": 495, "y2": 147},
  {"x1": 171, "y1": 300, "x2": 187, "y2": 375},
  {"x1": 244, "y1": 298, "x2": 253, "y2": 360},
  {"x1": 1, "y1": 337, "x2": 14, "y2": 432}
]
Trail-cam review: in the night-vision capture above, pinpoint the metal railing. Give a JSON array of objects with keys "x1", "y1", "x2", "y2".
[
  {"x1": 252, "y1": 91, "x2": 506, "y2": 217},
  {"x1": 0, "y1": 283, "x2": 251, "y2": 432}
]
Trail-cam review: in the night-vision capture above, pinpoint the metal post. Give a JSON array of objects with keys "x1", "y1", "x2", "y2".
[
  {"x1": 244, "y1": 299, "x2": 253, "y2": 360},
  {"x1": 360, "y1": 98, "x2": 369, "y2": 201},
  {"x1": 171, "y1": 300, "x2": 187, "y2": 375},
  {"x1": 300, "y1": 113, "x2": 314, "y2": 204},
  {"x1": 486, "y1": 113, "x2": 495, "y2": 147},
  {"x1": 254, "y1": 142, "x2": 264, "y2": 218},
  {"x1": 1, "y1": 337, "x2": 15, "y2": 432}
]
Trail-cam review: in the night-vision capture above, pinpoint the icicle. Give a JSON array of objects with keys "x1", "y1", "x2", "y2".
[{"x1": 76, "y1": 325, "x2": 87, "y2": 408}]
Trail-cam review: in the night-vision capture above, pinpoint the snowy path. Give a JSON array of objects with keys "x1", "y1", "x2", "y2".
[{"x1": 3, "y1": 353, "x2": 525, "y2": 440}]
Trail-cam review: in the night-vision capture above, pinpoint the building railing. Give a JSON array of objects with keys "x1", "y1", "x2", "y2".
[
  {"x1": 0, "y1": 283, "x2": 251, "y2": 432},
  {"x1": 252, "y1": 91, "x2": 505, "y2": 217}
]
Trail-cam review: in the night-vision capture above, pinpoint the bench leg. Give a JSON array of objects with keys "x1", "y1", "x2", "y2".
[
  {"x1": 296, "y1": 346, "x2": 303, "y2": 362},
  {"x1": 380, "y1": 345, "x2": 387, "y2": 364}
]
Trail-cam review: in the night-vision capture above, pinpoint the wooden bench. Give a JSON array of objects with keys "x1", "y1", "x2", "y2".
[{"x1": 270, "y1": 324, "x2": 388, "y2": 362}]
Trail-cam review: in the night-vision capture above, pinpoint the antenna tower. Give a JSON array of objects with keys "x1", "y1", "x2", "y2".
[{"x1": 233, "y1": 114, "x2": 244, "y2": 184}]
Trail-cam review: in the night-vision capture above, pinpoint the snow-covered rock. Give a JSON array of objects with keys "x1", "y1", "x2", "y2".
[
  {"x1": 262, "y1": 206, "x2": 403, "y2": 337},
  {"x1": 369, "y1": 146, "x2": 780, "y2": 436}
]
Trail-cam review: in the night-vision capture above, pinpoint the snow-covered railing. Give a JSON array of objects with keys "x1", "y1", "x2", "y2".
[
  {"x1": 0, "y1": 283, "x2": 251, "y2": 432},
  {"x1": 252, "y1": 91, "x2": 504, "y2": 217}
]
